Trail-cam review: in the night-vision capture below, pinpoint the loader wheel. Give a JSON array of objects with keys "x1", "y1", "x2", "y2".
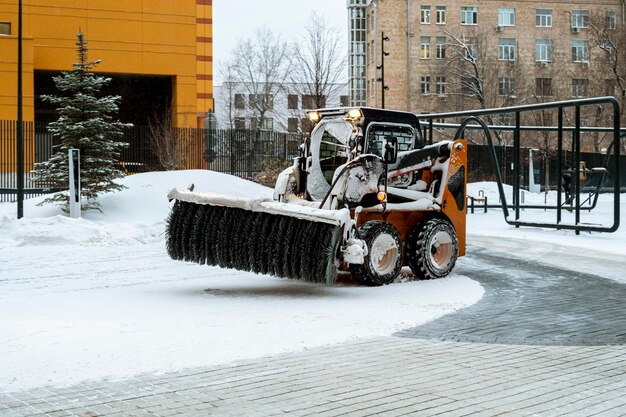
[
  {"x1": 407, "y1": 218, "x2": 458, "y2": 280},
  {"x1": 350, "y1": 221, "x2": 403, "y2": 286}
]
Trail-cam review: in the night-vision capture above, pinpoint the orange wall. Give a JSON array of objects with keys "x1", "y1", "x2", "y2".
[{"x1": 0, "y1": 0, "x2": 213, "y2": 127}]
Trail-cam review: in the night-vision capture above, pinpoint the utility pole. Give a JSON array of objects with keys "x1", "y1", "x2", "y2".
[
  {"x1": 376, "y1": 32, "x2": 390, "y2": 109},
  {"x1": 17, "y1": 0, "x2": 24, "y2": 219}
]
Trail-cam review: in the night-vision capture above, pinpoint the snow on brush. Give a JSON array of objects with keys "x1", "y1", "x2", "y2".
[{"x1": 0, "y1": 170, "x2": 483, "y2": 392}]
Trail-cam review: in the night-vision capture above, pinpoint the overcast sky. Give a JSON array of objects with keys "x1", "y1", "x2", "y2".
[{"x1": 213, "y1": 0, "x2": 348, "y2": 84}]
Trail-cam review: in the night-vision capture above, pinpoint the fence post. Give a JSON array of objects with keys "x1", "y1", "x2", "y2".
[{"x1": 229, "y1": 130, "x2": 234, "y2": 175}]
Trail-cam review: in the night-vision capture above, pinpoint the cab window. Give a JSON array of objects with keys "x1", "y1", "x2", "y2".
[{"x1": 366, "y1": 125, "x2": 415, "y2": 156}]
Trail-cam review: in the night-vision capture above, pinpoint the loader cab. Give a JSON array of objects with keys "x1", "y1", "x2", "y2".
[{"x1": 305, "y1": 107, "x2": 425, "y2": 201}]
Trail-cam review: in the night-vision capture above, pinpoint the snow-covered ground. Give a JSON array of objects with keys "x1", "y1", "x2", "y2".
[
  {"x1": 466, "y1": 182, "x2": 626, "y2": 284},
  {"x1": 0, "y1": 171, "x2": 623, "y2": 392},
  {"x1": 0, "y1": 171, "x2": 485, "y2": 392}
]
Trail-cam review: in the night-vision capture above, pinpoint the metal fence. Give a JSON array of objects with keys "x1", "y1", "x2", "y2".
[
  {"x1": 0, "y1": 122, "x2": 305, "y2": 202},
  {"x1": 206, "y1": 129, "x2": 304, "y2": 178},
  {"x1": 1, "y1": 119, "x2": 623, "y2": 203},
  {"x1": 467, "y1": 144, "x2": 626, "y2": 190},
  {"x1": 1, "y1": 120, "x2": 38, "y2": 203}
]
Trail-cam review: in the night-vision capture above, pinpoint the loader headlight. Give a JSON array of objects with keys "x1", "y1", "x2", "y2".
[
  {"x1": 346, "y1": 109, "x2": 363, "y2": 121},
  {"x1": 377, "y1": 191, "x2": 387, "y2": 202},
  {"x1": 307, "y1": 111, "x2": 321, "y2": 123}
]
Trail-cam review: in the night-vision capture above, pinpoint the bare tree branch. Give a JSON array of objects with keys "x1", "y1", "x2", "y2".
[
  {"x1": 230, "y1": 27, "x2": 293, "y2": 130},
  {"x1": 289, "y1": 12, "x2": 347, "y2": 113}
]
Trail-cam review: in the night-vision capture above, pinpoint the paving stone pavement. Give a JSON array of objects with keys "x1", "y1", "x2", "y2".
[
  {"x1": 2, "y1": 337, "x2": 626, "y2": 417},
  {"x1": 2, "y1": 242, "x2": 626, "y2": 416},
  {"x1": 397, "y1": 245, "x2": 626, "y2": 346}
]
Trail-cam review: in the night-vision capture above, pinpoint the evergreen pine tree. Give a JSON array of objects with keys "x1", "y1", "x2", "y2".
[{"x1": 35, "y1": 32, "x2": 130, "y2": 212}]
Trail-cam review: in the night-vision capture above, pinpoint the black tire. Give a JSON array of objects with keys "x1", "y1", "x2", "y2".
[
  {"x1": 406, "y1": 218, "x2": 458, "y2": 280},
  {"x1": 349, "y1": 221, "x2": 403, "y2": 286}
]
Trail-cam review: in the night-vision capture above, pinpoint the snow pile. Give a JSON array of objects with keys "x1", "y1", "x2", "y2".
[{"x1": 0, "y1": 170, "x2": 483, "y2": 391}]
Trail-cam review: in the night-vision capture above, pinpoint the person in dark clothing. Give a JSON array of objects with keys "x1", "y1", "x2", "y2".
[{"x1": 562, "y1": 169, "x2": 572, "y2": 205}]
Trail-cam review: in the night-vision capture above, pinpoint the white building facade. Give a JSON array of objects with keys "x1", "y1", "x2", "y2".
[{"x1": 213, "y1": 83, "x2": 349, "y2": 133}]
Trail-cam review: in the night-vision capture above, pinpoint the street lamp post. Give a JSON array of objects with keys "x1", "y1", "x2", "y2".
[
  {"x1": 16, "y1": 0, "x2": 24, "y2": 219},
  {"x1": 376, "y1": 32, "x2": 390, "y2": 109}
]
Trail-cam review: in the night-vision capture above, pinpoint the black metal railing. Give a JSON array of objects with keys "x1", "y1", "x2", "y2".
[
  {"x1": 1, "y1": 103, "x2": 623, "y2": 235},
  {"x1": 0, "y1": 123, "x2": 305, "y2": 202},
  {"x1": 419, "y1": 96, "x2": 623, "y2": 234}
]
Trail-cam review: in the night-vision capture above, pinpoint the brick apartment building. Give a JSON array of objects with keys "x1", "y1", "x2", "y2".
[{"x1": 347, "y1": 0, "x2": 625, "y2": 118}]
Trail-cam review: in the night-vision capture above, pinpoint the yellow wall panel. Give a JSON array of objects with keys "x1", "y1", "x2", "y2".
[
  {"x1": 86, "y1": 19, "x2": 143, "y2": 45},
  {"x1": 0, "y1": 0, "x2": 213, "y2": 127},
  {"x1": 0, "y1": 36, "x2": 34, "y2": 120},
  {"x1": 142, "y1": 0, "x2": 195, "y2": 18},
  {"x1": 88, "y1": 0, "x2": 141, "y2": 13}
]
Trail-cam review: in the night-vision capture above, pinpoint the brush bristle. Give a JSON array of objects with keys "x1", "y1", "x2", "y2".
[{"x1": 166, "y1": 200, "x2": 341, "y2": 284}]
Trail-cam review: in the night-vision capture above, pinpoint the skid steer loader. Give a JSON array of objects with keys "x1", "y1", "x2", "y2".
[{"x1": 166, "y1": 107, "x2": 467, "y2": 286}]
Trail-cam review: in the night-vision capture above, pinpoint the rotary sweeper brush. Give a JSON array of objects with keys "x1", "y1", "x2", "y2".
[{"x1": 166, "y1": 107, "x2": 467, "y2": 286}]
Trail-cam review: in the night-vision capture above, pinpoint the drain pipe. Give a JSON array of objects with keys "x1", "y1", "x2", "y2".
[
  {"x1": 407, "y1": 0, "x2": 412, "y2": 113},
  {"x1": 373, "y1": 0, "x2": 378, "y2": 107}
]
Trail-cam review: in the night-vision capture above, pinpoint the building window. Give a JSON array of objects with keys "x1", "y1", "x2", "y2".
[
  {"x1": 421, "y1": 76, "x2": 431, "y2": 95},
  {"x1": 461, "y1": 6, "x2": 478, "y2": 25},
  {"x1": 601, "y1": 40, "x2": 615, "y2": 54},
  {"x1": 571, "y1": 10, "x2": 589, "y2": 29},
  {"x1": 536, "y1": 78, "x2": 552, "y2": 96},
  {"x1": 436, "y1": 76, "x2": 447, "y2": 95},
  {"x1": 606, "y1": 11, "x2": 617, "y2": 30},
  {"x1": 287, "y1": 118, "x2": 299, "y2": 132},
  {"x1": 0, "y1": 22, "x2": 10, "y2": 35},
  {"x1": 436, "y1": 6, "x2": 446, "y2": 24},
  {"x1": 249, "y1": 94, "x2": 272, "y2": 109},
  {"x1": 288, "y1": 94, "x2": 298, "y2": 110},
  {"x1": 436, "y1": 37, "x2": 446, "y2": 59},
  {"x1": 234, "y1": 94, "x2": 245, "y2": 109},
  {"x1": 498, "y1": 38, "x2": 516, "y2": 61},
  {"x1": 234, "y1": 117, "x2": 246, "y2": 130},
  {"x1": 340, "y1": 95, "x2": 349, "y2": 107},
  {"x1": 463, "y1": 38, "x2": 478, "y2": 60},
  {"x1": 536, "y1": 9, "x2": 552, "y2": 27},
  {"x1": 498, "y1": 8, "x2": 515, "y2": 26},
  {"x1": 420, "y1": 37, "x2": 431, "y2": 59},
  {"x1": 499, "y1": 77, "x2": 515, "y2": 96},
  {"x1": 250, "y1": 117, "x2": 258, "y2": 130},
  {"x1": 461, "y1": 76, "x2": 479, "y2": 96},
  {"x1": 261, "y1": 118, "x2": 274, "y2": 131},
  {"x1": 302, "y1": 95, "x2": 315, "y2": 109},
  {"x1": 421, "y1": 5, "x2": 431, "y2": 24},
  {"x1": 348, "y1": 2, "x2": 367, "y2": 106},
  {"x1": 572, "y1": 40, "x2": 589, "y2": 62},
  {"x1": 535, "y1": 39, "x2": 552, "y2": 62},
  {"x1": 572, "y1": 79, "x2": 589, "y2": 97}
]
